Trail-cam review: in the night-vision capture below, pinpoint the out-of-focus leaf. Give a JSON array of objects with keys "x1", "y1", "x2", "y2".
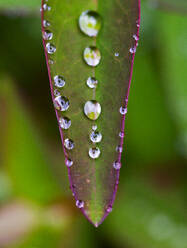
[
  {"x1": 0, "y1": 77, "x2": 63, "y2": 203},
  {"x1": 0, "y1": 0, "x2": 40, "y2": 10},
  {"x1": 41, "y1": 0, "x2": 140, "y2": 226}
]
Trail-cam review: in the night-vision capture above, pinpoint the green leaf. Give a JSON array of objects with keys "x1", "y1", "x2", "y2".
[
  {"x1": 0, "y1": 0, "x2": 40, "y2": 9},
  {"x1": 42, "y1": 0, "x2": 140, "y2": 226}
]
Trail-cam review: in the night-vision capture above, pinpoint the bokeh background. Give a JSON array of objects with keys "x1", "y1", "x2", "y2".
[{"x1": 0, "y1": 0, "x2": 187, "y2": 247}]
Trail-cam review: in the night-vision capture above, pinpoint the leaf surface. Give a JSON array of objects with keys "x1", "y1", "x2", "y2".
[{"x1": 41, "y1": 0, "x2": 140, "y2": 226}]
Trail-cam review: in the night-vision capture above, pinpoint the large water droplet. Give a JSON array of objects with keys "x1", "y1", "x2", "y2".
[
  {"x1": 90, "y1": 131, "x2": 102, "y2": 143},
  {"x1": 65, "y1": 158, "x2": 73, "y2": 167},
  {"x1": 54, "y1": 75, "x2": 66, "y2": 88},
  {"x1": 59, "y1": 117, "x2": 71, "y2": 130},
  {"x1": 119, "y1": 106, "x2": 127, "y2": 115},
  {"x1": 89, "y1": 147, "x2": 101, "y2": 159},
  {"x1": 76, "y1": 200, "x2": 84, "y2": 208},
  {"x1": 54, "y1": 96, "x2": 69, "y2": 111},
  {"x1": 83, "y1": 46, "x2": 101, "y2": 67},
  {"x1": 79, "y1": 10, "x2": 102, "y2": 37},
  {"x1": 64, "y1": 138, "x2": 74, "y2": 150},
  {"x1": 46, "y1": 43, "x2": 56, "y2": 54},
  {"x1": 84, "y1": 100, "x2": 101, "y2": 120},
  {"x1": 42, "y1": 30, "x2": 53, "y2": 40},
  {"x1": 87, "y1": 77, "x2": 98, "y2": 89},
  {"x1": 43, "y1": 20, "x2": 50, "y2": 27},
  {"x1": 113, "y1": 161, "x2": 121, "y2": 170}
]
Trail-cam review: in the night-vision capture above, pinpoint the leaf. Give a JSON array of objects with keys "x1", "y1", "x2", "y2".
[
  {"x1": 0, "y1": 0, "x2": 40, "y2": 10},
  {"x1": 41, "y1": 0, "x2": 140, "y2": 226}
]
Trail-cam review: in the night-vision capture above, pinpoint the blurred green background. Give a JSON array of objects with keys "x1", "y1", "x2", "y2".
[{"x1": 0, "y1": 0, "x2": 187, "y2": 247}]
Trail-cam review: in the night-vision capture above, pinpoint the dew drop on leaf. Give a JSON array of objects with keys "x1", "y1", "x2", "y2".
[
  {"x1": 90, "y1": 131, "x2": 102, "y2": 143},
  {"x1": 119, "y1": 131, "x2": 125, "y2": 138},
  {"x1": 76, "y1": 200, "x2": 84, "y2": 208},
  {"x1": 59, "y1": 117, "x2": 71, "y2": 130},
  {"x1": 65, "y1": 158, "x2": 73, "y2": 168},
  {"x1": 53, "y1": 96, "x2": 69, "y2": 111},
  {"x1": 84, "y1": 100, "x2": 101, "y2": 120},
  {"x1": 106, "y1": 205, "x2": 113, "y2": 213},
  {"x1": 43, "y1": 20, "x2": 50, "y2": 27},
  {"x1": 89, "y1": 147, "x2": 101, "y2": 159},
  {"x1": 54, "y1": 75, "x2": 66, "y2": 88},
  {"x1": 83, "y1": 46, "x2": 101, "y2": 67},
  {"x1": 86, "y1": 77, "x2": 98, "y2": 89},
  {"x1": 43, "y1": 3, "x2": 51, "y2": 11},
  {"x1": 113, "y1": 161, "x2": 121, "y2": 170},
  {"x1": 46, "y1": 43, "x2": 56, "y2": 54},
  {"x1": 79, "y1": 10, "x2": 102, "y2": 37},
  {"x1": 119, "y1": 106, "x2": 127, "y2": 115},
  {"x1": 92, "y1": 125, "x2": 97, "y2": 131},
  {"x1": 42, "y1": 30, "x2": 53, "y2": 40},
  {"x1": 116, "y1": 145, "x2": 123, "y2": 153},
  {"x1": 64, "y1": 138, "x2": 74, "y2": 150},
  {"x1": 129, "y1": 46, "x2": 137, "y2": 54},
  {"x1": 54, "y1": 89, "x2": 60, "y2": 96}
]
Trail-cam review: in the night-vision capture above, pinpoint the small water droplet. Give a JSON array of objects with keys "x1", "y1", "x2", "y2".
[
  {"x1": 89, "y1": 147, "x2": 101, "y2": 159},
  {"x1": 54, "y1": 75, "x2": 66, "y2": 88},
  {"x1": 54, "y1": 96, "x2": 69, "y2": 111},
  {"x1": 54, "y1": 89, "x2": 60, "y2": 96},
  {"x1": 64, "y1": 138, "x2": 74, "y2": 150},
  {"x1": 84, "y1": 100, "x2": 101, "y2": 120},
  {"x1": 116, "y1": 145, "x2": 123, "y2": 153},
  {"x1": 106, "y1": 205, "x2": 113, "y2": 213},
  {"x1": 79, "y1": 10, "x2": 102, "y2": 37},
  {"x1": 43, "y1": 20, "x2": 50, "y2": 27},
  {"x1": 59, "y1": 117, "x2": 71, "y2": 130},
  {"x1": 119, "y1": 131, "x2": 125, "y2": 138},
  {"x1": 129, "y1": 47, "x2": 136, "y2": 54},
  {"x1": 133, "y1": 34, "x2": 139, "y2": 41},
  {"x1": 49, "y1": 59, "x2": 54, "y2": 65},
  {"x1": 83, "y1": 46, "x2": 101, "y2": 67},
  {"x1": 42, "y1": 30, "x2": 53, "y2": 40},
  {"x1": 65, "y1": 158, "x2": 73, "y2": 167},
  {"x1": 115, "y1": 52, "x2": 119, "y2": 57},
  {"x1": 76, "y1": 200, "x2": 84, "y2": 208},
  {"x1": 43, "y1": 3, "x2": 51, "y2": 11},
  {"x1": 87, "y1": 77, "x2": 98, "y2": 89},
  {"x1": 46, "y1": 43, "x2": 56, "y2": 54},
  {"x1": 113, "y1": 161, "x2": 121, "y2": 170},
  {"x1": 92, "y1": 125, "x2": 97, "y2": 131},
  {"x1": 90, "y1": 131, "x2": 102, "y2": 143},
  {"x1": 119, "y1": 106, "x2": 127, "y2": 115}
]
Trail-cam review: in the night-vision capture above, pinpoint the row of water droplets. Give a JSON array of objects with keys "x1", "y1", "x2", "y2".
[{"x1": 42, "y1": 1, "x2": 74, "y2": 168}]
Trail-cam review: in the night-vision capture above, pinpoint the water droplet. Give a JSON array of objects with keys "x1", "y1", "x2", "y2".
[
  {"x1": 54, "y1": 75, "x2": 66, "y2": 88},
  {"x1": 84, "y1": 100, "x2": 101, "y2": 120},
  {"x1": 43, "y1": 3, "x2": 51, "y2": 11},
  {"x1": 76, "y1": 200, "x2": 84, "y2": 208},
  {"x1": 89, "y1": 147, "x2": 101, "y2": 159},
  {"x1": 119, "y1": 106, "x2": 127, "y2": 115},
  {"x1": 119, "y1": 131, "x2": 125, "y2": 138},
  {"x1": 59, "y1": 117, "x2": 71, "y2": 130},
  {"x1": 43, "y1": 20, "x2": 50, "y2": 27},
  {"x1": 113, "y1": 161, "x2": 121, "y2": 170},
  {"x1": 115, "y1": 52, "x2": 119, "y2": 57},
  {"x1": 64, "y1": 138, "x2": 74, "y2": 150},
  {"x1": 129, "y1": 47, "x2": 136, "y2": 54},
  {"x1": 46, "y1": 43, "x2": 56, "y2": 54},
  {"x1": 79, "y1": 10, "x2": 102, "y2": 37},
  {"x1": 116, "y1": 145, "x2": 123, "y2": 153},
  {"x1": 133, "y1": 34, "x2": 139, "y2": 41},
  {"x1": 54, "y1": 96, "x2": 69, "y2": 111},
  {"x1": 65, "y1": 158, "x2": 73, "y2": 167},
  {"x1": 106, "y1": 205, "x2": 113, "y2": 213},
  {"x1": 92, "y1": 125, "x2": 97, "y2": 131},
  {"x1": 54, "y1": 89, "x2": 60, "y2": 96},
  {"x1": 49, "y1": 59, "x2": 54, "y2": 65},
  {"x1": 42, "y1": 30, "x2": 53, "y2": 40},
  {"x1": 83, "y1": 46, "x2": 101, "y2": 67},
  {"x1": 87, "y1": 77, "x2": 98, "y2": 89},
  {"x1": 90, "y1": 131, "x2": 102, "y2": 143}
]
